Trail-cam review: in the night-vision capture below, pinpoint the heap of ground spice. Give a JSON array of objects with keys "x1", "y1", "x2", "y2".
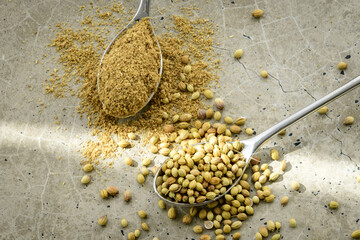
[
  {"x1": 98, "y1": 17, "x2": 161, "y2": 118},
  {"x1": 45, "y1": 2, "x2": 219, "y2": 165}
]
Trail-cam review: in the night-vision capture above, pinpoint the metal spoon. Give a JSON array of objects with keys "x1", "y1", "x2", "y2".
[
  {"x1": 97, "y1": 0, "x2": 162, "y2": 119},
  {"x1": 154, "y1": 75, "x2": 360, "y2": 207}
]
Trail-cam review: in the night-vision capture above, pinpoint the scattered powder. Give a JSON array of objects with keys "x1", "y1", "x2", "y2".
[
  {"x1": 99, "y1": 18, "x2": 161, "y2": 118},
  {"x1": 45, "y1": 2, "x2": 219, "y2": 165}
]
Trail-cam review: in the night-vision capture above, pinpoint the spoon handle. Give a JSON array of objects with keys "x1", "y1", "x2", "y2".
[
  {"x1": 134, "y1": 0, "x2": 151, "y2": 21},
  {"x1": 248, "y1": 75, "x2": 360, "y2": 152}
]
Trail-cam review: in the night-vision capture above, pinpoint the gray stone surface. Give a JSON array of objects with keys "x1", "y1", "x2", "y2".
[{"x1": 1, "y1": 0, "x2": 359, "y2": 239}]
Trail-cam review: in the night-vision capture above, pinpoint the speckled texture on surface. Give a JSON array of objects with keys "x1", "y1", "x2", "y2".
[{"x1": 1, "y1": 0, "x2": 360, "y2": 239}]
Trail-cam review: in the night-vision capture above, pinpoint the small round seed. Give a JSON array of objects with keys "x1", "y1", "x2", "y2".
[
  {"x1": 281, "y1": 196, "x2": 289, "y2": 205},
  {"x1": 121, "y1": 218, "x2": 128, "y2": 227},
  {"x1": 289, "y1": 218, "x2": 297, "y2": 227},
  {"x1": 232, "y1": 232, "x2": 241, "y2": 240},
  {"x1": 245, "y1": 128, "x2": 254, "y2": 135},
  {"x1": 252, "y1": 9, "x2": 264, "y2": 18},
  {"x1": 98, "y1": 215, "x2": 107, "y2": 226},
  {"x1": 137, "y1": 174, "x2": 145, "y2": 184},
  {"x1": 184, "y1": 65, "x2": 192, "y2": 74},
  {"x1": 182, "y1": 55, "x2": 189, "y2": 64},
  {"x1": 123, "y1": 190, "x2": 132, "y2": 202},
  {"x1": 351, "y1": 230, "x2": 360, "y2": 239},
  {"x1": 106, "y1": 186, "x2": 119, "y2": 196},
  {"x1": 82, "y1": 163, "x2": 94, "y2": 172},
  {"x1": 158, "y1": 200, "x2": 166, "y2": 209},
  {"x1": 234, "y1": 49, "x2": 243, "y2": 59},
  {"x1": 128, "y1": 132, "x2": 136, "y2": 140},
  {"x1": 138, "y1": 210, "x2": 147, "y2": 218},
  {"x1": 168, "y1": 207, "x2": 176, "y2": 219},
  {"x1": 344, "y1": 116, "x2": 354, "y2": 125},
  {"x1": 291, "y1": 181, "x2": 300, "y2": 191},
  {"x1": 124, "y1": 157, "x2": 133, "y2": 166},
  {"x1": 224, "y1": 116, "x2": 233, "y2": 124},
  {"x1": 141, "y1": 222, "x2": 149, "y2": 231},
  {"x1": 214, "y1": 111, "x2": 221, "y2": 121},
  {"x1": 255, "y1": 232, "x2": 263, "y2": 240},
  {"x1": 81, "y1": 175, "x2": 91, "y2": 184},
  {"x1": 337, "y1": 61, "x2": 347, "y2": 70},
  {"x1": 128, "y1": 232, "x2": 135, "y2": 240},
  {"x1": 193, "y1": 225, "x2": 204, "y2": 234},
  {"x1": 272, "y1": 234, "x2": 281, "y2": 240},
  {"x1": 318, "y1": 106, "x2": 328, "y2": 114},
  {"x1": 260, "y1": 70, "x2": 268, "y2": 78},
  {"x1": 329, "y1": 201, "x2": 339, "y2": 209},
  {"x1": 100, "y1": 189, "x2": 108, "y2": 199},
  {"x1": 134, "y1": 229, "x2": 140, "y2": 238}
]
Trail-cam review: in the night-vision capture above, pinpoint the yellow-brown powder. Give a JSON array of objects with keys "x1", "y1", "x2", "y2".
[
  {"x1": 45, "y1": 2, "x2": 218, "y2": 165},
  {"x1": 98, "y1": 18, "x2": 160, "y2": 118}
]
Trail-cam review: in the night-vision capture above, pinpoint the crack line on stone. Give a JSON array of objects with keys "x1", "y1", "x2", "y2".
[{"x1": 332, "y1": 136, "x2": 358, "y2": 168}]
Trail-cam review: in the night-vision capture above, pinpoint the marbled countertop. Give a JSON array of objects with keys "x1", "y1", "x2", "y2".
[{"x1": 0, "y1": 0, "x2": 359, "y2": 239}]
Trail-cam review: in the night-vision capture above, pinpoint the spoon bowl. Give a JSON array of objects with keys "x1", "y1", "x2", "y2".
[
  {"x1": 154, "y1": 75, "x2": 360, "y2": 207},
  {"x1": 97, "y1": 0, "x2": 162, "y2": 119}
]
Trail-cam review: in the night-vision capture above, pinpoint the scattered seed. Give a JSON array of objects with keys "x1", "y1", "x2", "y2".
[
  {"x1": 158, "y1": 200, "x2": 166, "y2": 209},
  {"x1": 191, "y1": 91, "x2": 200, "y2": 100},
  {"x1": 337, "y1": 62, "x2": 347, "y2": 70},
  {"x1": 98, "y1": 215, "x2": 107, "y2": 226},
  {"x1": 255, "y1": 232, "x2": 263, "y2": 240},
  {"x1": 134, "y1": 229, "x2": 141, "y2": 237},
  {"x1": 137, "y1": 174, "x2": 146, "y2": 184},
  {"x1": 128, "y1": 232, "x2": 135, "y2": 240},
  {"x1": 205, "y1": 108, "x2": 214, "y2": 119},
  {"x1": 214, "y1": 98, "x2": 225, "y2": 110},
  {"x1": 318, "y1": 106, "x2": 328, "y2": 114},
  {"x1": 344, "y1": 116, "x2": 355, "y2": 125},
  {"x1": 193, "y1": 225, "x2": 204, "y2": 234},
  {"x1": 289, "y1": 218, "x2": 297, "y2": 227},
  {"x1": 81, "y1": 175, "x2": 91, "y2": 184},
  {"x1": 232, "y1": 232, "x2": 241, "y2": 240},
  {"x1": 352, "y1": 230, "x2": 360, "y2": 239},
  {"x1": 106, "y1": 186, "x2": 119, "y2": 196},
  {"x1": 123, "y1": 190, "x2": 132, "y2": 202},
  {"x1": 121, "y1": 218, "x2": 128, "y2": 227},
  {"x1": 200, "y1": 234, "x2": 211, "y2": 240},
  {"x1": 168, "y1": 207, "x2": 176, "y2": 219},
  {"x1": 128, "y1": 132, "x2": 136, "y2": 140},
  {"x1": 260, "y1": 70, "x2": 268, "y2": 78},
  {"x1": 182, "y1": 55, "x2": 189, "y2": 64},
  {"x1": 203, "y1": 89, "x2": 214, "y2": 99},
  {"x1": 245, "y1": 128, "x2": 254, "y2": 135},
  {"x1": 184, "y1": 64, "x2": 192, "y2": 74},
  {"x1": 100, "y1": 189, "x2": 108, "y2": 199},
  {"x1": 280, "y1": 159, "x2": 287, "y2": 171},
  {"x1": 234, "y1": 117, "x2": 246, "y2": 125},
  {"x1": 281, "y1": 196, "x2": 289, "y2": 205},
  {"x1": 270, "y1": 149, "x2": 279, "y2": 160},
  {"x1": 234, "y1": 49, "x2": 243, "y2": 59},
  {"x1": 124, "y1": 157, "x2": 133, "y2": 166},
  {"x1": 272, "y1": 234, "x2": 281, "y2": 240},
  {"x1": 82, "y1": 164, "x2": 94, "y2": 172},
  {"x1": 138, "y1": 210, "x2": 147, "y2": 218},
  {"x1": 141, "y1": 222, "x2": 149, "y2": 231},
  {"x1": 252, "y1": 9, "x2": 264, "y2": 18},
  {"x1": 291, "y1": 181, "x2": 300, "y2": 191},
  {"x1": 214, "y1": 111, "x2": 221, "y2": 121},
  {"x1": 275, "y1": 221, "x2": 281, "y2": 230},
  {"x1": 329, "y1": 201, "x2": 339, "y2": 209},
  {"x1": 267, "y1": 220, "x2": 275, "y2": 232},
  {"x1": 224, "y1": 116, "x2": 233, "y2": 124},
  {"x1": 182, "y1": 214, "x2": 192, "y2": 224}
]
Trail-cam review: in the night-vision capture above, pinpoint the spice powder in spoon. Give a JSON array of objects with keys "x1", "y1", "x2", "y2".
[{"x1": 98, "y1": 17, "x2": 161, "y2": 118}]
